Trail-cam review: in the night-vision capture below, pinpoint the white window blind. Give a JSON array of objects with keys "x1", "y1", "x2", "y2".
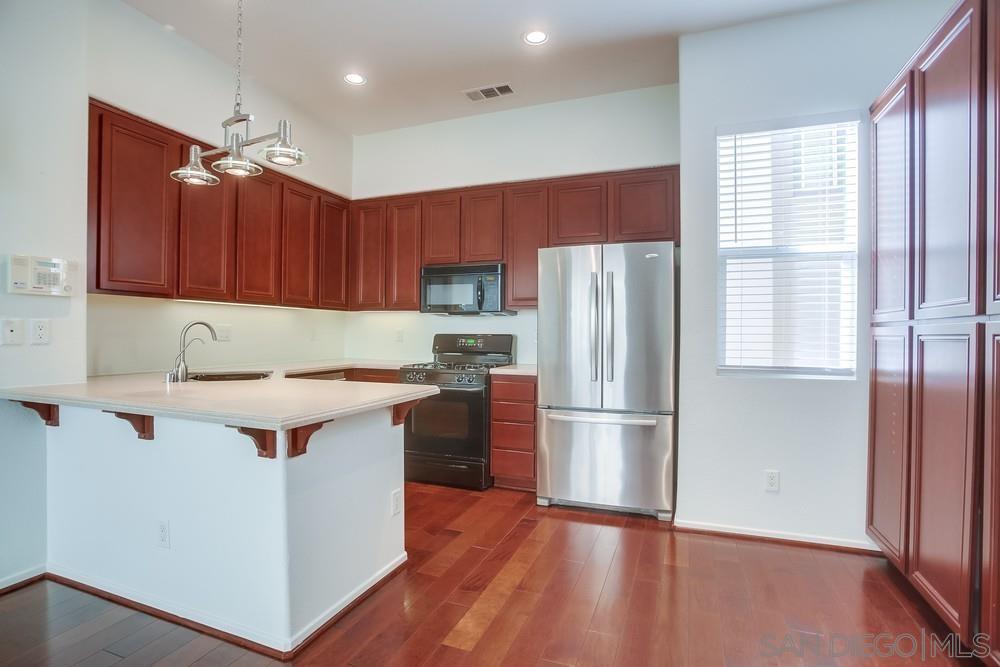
[{"x1": 717, "y1": 118, "x2": 859, "y2": 377}]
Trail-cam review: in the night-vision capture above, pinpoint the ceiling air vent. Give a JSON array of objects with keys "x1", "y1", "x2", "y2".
[{"x1": 463, "y1": 83, "x2": 515, "y2": 102}]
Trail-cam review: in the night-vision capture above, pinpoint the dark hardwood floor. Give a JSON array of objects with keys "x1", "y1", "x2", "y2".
[{"x1": 0, "y1": 482, "x2": 976, "y2": 666}]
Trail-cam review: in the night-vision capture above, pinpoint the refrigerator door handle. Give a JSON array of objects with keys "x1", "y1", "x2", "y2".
[
  {"x1": 606, "y1": 271, "x2": 614, "y2": 383},
  {"x1": 546, "y1": 414, "x2": 658, "y2": 428},
  {"x1": 590, "y1": 272, "x2": 599, "y2": 382}
]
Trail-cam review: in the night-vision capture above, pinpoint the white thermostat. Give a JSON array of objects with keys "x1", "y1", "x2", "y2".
[{"x1": 6, "y1": 255, "x2": 77, "y2": 296}]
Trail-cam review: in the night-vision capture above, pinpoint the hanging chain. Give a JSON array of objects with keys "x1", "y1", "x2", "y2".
[{"x1": 233, "y1": 0, "x2": 244, "y2": 115}]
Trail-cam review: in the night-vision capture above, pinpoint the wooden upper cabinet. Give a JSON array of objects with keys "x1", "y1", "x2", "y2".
[
  {"x1": 281, "y1": 181, "x2": 321, "y2": 307},
  {"x1": 867, "y1": 326, "x2": 911, "y2": 572},
  {"x1": 386, "y1": 197, "x2": 422, "y2": 310},
  {"x1": 461, "y1": 189, "x2": 504, "y2": 262},
  {"x1": 909, "y1": 322, "x2": 982, "y2": 642},
  {"x1": 318, "y1": 197, "x2": 349, "y2": 310},
  {"x1": 504, "y1": 185, "x2": 548, "y2": 308},
  {"x1": 609, "y1": 167, "x2": 679, "y2": 243},
  {"x1": 350, "y1": 201, "x2": 387, "y2": 310},
  {"x1": 96, "y1": 110, "x2": 183, "y2": 296},
  {"x1": 178, "y1": 171, "x2": 238, "y2": 302},
  {"x1": 988, "y1": 3, "x2": 1000, "y2": 314},
  {"x1": 423, "y1": 192, "x2": 462, "y2": 265},
  {"x1": 871, "y1": 73, "x2": 914, "y2": 323},
  {"x1": 236, "y1": 172, "x2": 283, "y2": 305},
  {"x1": 913, "y1": 0, "x2": 983, "y2": 319},
  {"x1": 549, "y1": 177, "x2": 608, "y2": 246}
]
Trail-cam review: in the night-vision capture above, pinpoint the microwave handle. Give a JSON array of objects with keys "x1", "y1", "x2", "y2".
[{"x1": 477, "y1": 276, "x2": 485, "y2": 310}]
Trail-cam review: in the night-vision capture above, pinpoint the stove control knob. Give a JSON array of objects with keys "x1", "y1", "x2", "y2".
[
  {"x1": 416, "y1": 372, "x2": 426, "y2": 383},
  {"x1": 405, "y1": 372, "x2": 416, "y2": 382}
]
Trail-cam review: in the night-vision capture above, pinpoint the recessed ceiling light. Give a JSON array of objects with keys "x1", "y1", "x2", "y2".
[
  {"x1": 523, "y1": 30, "x2": 548, "y2": 46},
  {"x1": 344, "y1": 73, "x2": 367, "y2": 86}
]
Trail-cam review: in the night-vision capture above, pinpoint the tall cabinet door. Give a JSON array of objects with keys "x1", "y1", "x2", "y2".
[
  {"x1": 178, "y1": 171, "x2": 237, "y2": 302},
  {"x1": 866, "y1": 326, "x2": 911, "y2": 571},
  {"x1": 97, "y1": 112, "x2": 183, "y2": 296},
  {"x1": 909, "y1": 322, "x2": 982, "y2": 642},
  {"x1": 350, "y1": 201, "x2": 387, "y2": 310},
  {"x1": 386, "y1": 197, "x2": 422, "y2": 310},
  {"x1": 988, "y1": 3, "x2": 1000, "y2": 314},
  {"x1": 461, "y1": 189, "x2": 504, "y2": 262},
  {"x1": 281, "y1": 182, "x2": 321, "y2": 307},
  {"x1": 913, "y1": 0, "x2": 983, "y2": 319},
  {"x1": 871, "y1": 73, "x2": 913, "y2": 323},
  {"x1": 504, "y1": 185, "x2": 548, "y2": 308},
  {"x1": 982, "y1": 323, "x2": 1000, "y2": 663},
  {"x1": 236, "y1": 172, "x2": 283, "y2": 305},
  {"x1": 318, "y1": 197, "x2": 349, "y2": 310}
]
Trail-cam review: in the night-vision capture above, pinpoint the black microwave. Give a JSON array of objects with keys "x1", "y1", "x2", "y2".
[{"x1": 420, "y1": 264, "x2": 509, "y2": 315}]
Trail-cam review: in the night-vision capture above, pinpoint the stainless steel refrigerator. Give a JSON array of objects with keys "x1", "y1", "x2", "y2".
[{"x1": 536, "y1": 241, "x2": 676, "y2": 520}]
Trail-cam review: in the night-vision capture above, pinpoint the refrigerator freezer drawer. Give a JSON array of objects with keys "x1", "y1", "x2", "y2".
[{"x1": 536, "y1": 409, "x2": 675, "y2": 517}]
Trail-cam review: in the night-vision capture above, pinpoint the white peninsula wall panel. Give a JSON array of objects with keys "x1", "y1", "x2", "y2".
[
  {"x1": 675, "y1": 0, "x2": 952, "y2": 549},
  {"x1": 352, "y1": 84, "x2": 679, "y2": 198},
  {"x1": 0, "y1": 0, "x2": 88, "y2": 589}
]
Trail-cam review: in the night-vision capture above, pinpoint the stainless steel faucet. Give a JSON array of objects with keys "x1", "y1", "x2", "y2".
[{"x1": 167, "y1": 321, "x2": 218, "y2": 383}]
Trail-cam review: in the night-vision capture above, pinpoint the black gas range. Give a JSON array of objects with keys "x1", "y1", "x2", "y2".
[{"x1": 400, "y1": 334, "x2": 514, "y2": 490}]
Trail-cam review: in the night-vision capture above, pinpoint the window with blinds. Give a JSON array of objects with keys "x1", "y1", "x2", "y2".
[{"x1": 717, "y1": 118, "x2": 859, "y2": 377}]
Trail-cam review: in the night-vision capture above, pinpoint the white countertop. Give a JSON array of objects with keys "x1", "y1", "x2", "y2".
[
  {"x1": 490, "y1": 364, "x2": 537, "y2": 376},
  {"x1": 0, "y1": 369, "x2": 438, "y2": 431}
]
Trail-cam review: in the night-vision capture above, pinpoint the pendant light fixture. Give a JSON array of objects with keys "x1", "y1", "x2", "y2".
[{"x1": 170, "y1": 0, "x2": 306, "y2": 186}]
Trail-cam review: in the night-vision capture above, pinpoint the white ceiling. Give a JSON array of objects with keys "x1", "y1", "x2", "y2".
[{"x1": 123, "y1": 0, "x2": 852, "y2": 135}]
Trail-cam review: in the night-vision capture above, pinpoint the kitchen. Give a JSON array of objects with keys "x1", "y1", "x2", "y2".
[{"x1": 0, "y1": 0, "x2": 990, "y2": 664}]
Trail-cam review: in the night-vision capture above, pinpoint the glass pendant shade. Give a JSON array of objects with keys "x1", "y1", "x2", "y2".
[
  {"x1": 261, "y1": 120, "x2": 306, "y2": 166},
  {"x1": 211, "y1": 135, "x2": 263, "y2": 176},
  {"x1": 170, "y1": 146, "x2": 220, "y2": 186}
]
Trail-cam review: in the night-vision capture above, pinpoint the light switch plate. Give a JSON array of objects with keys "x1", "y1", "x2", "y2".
[{"x1": 1, "y1": 319, "x2": 24, "y2": 345}]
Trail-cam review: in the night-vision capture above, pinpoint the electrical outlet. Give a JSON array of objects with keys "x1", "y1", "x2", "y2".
[
  {"x1": 391, "y1": 489, "x2": 402, "y2": 516},
  {"x1": 157, "y1": 520, "x2": 171, "y2": 549},
  {"x1": 764, "y1": 469, "x2": 780, "y2": 493},
  {"x1": 1, "y1": 319, "x2": 24, "y2": 345},
  {"x1": 29, "y1": 319, "x2": 50, "y2": 345},
  {"x1": 395, "y1": 329, "x2": 404, "y2": 343},
  {"x1": 216, "y1": 324, "x2": 232, "y2": 342}
]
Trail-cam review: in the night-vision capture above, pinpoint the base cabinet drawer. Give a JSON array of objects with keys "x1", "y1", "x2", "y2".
[
  {"x1": 492, "y1": 401, "x2": 535, "y2": 423},
  {"x1": 491, "y1": 421, "x2": 535, "y2": 452},
  {"x1": 491, "y1": 379, "x2": 536, "y2": 402},
  {"x1": 492, "y1": 449, "x2": 535, "y2": 480}
]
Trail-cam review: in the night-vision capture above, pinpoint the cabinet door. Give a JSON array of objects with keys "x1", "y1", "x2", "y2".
[
  {"x1": 97, "y1": 111, "x2": 183, "y2": 296},
  {"x1": 909, "y1": 322, "x2": 981, "y2": 642},
  {"x1": 386, "y1": 197, "x2": 422, "y2": 310},
  {"x1": 866, "y1": 326, "x2": 911, "y2": 571},
  {"x1": 871, "y1": 74, "x2": 913, "y2": 322},
  {"x1": 350, "y1": 201, "x2": 387, "y2": 310},
  {"x1": 504, "y1": 185, "x2": 548, "y2": 308},
  {"x1": 236, "y1": 172, "x2": 283, "y2": 305},
  {"x1": 988, "y1": 3, "x2": 1000, "y2": 314},
  {"x1": 549, "y1": 177, "x2": 608, "y2": 246},
  {"x1": 423, "y1": 193, "x2": 462, "y2": 265},
  {"x1": 281, "y1": 182, "x2": 321, "y2": 307},
  {"x1": 609, "y1": 167, "x2": 679, "y2": 243},
  {"x1": 982, "y1": 323, "x2": 1000, "y2": 663},
  {"x1": 461, "y1": 189, "x2": 504, "y2": 262},
  {"x1": 318, "y1": 197, "x2": 349, "y2": 310},
  {"x1": 178, "y1": 172, "x2": 238, "y2": 302},
  {"x1": 913, "y1": 0, "x2": 983, "y2": 319}
]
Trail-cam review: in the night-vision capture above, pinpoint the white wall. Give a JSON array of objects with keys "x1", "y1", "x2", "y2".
[
  {"x1": 87, "y1": 0, "x2": 352, "y2": 198},
  {"x1": 88, "y1": 295, "x2": 347, "y2": 376},
  {"x1": 352, "y1": 84, "x2": 680, "y2": 198},
  {"x1": 0, "y1": 0, "x2": 89, "y2": 589},
  {"x1": 675, "y1": 0, "x2": 951, "y2": 549}
]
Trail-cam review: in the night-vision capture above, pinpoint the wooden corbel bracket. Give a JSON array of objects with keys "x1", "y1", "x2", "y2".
[
  {"x1": 17, "y1": 401, "x2": 59, "y2": 426},
  {"x1": 392, "y1": 400, "x2": 422, "y2": 426},
  {"x1": 104, "y1": 411, "x2": 155, "y2": 440},
  {"x1": 286, "y1": 420, "x2": 334, "y2": 458},
  {"x1": 227, "y1": 426, "x2": 277, "y2": 459}
]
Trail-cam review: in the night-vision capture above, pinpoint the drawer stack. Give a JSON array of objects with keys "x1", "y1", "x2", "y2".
[{"x1": 490, "y1": 375, "x2": 537, "y2": 491}]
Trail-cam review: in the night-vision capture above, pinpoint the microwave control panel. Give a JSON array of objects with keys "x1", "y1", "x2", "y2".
[{"x1": 6, "y1": 255, "x2": 77, "y2": 297}]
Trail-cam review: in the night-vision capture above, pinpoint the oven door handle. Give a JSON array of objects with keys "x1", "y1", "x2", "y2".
[{"x1": 436, "y1": 386, "x2": 488, "y2": 394}]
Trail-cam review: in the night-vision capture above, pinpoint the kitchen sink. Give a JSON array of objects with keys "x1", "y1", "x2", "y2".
[{"x1": 188, "y1": 371, "x2": 273, "y2": 382}]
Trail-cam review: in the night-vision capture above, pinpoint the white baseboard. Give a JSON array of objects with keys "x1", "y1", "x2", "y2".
[
  {"x1": 672, "y1": 519, "x2": 880, "y2": 552},
  {"x1": 0, "y1": 565, "x2": 45, "y2": 591},
  {"x1": 290, "y1": 551, "x2": 408, "y2": 648}
]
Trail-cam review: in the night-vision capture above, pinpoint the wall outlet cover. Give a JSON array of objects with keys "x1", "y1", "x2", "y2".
[
  {"x1": 391, "y1": 489, "x2": 402, "y2": 516},
  {"x1": 29, "y1": 319, "x2": 50, "y2": 345},
  {"x1": 216, "y1": 324, "x2": 232, "y2": 342},
  {"x1": 1, "y1": 319, "x2": 24, "y2": 345},
  {"x1": 764, "y1": 469, "x2": 780, "y2": 493}
]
